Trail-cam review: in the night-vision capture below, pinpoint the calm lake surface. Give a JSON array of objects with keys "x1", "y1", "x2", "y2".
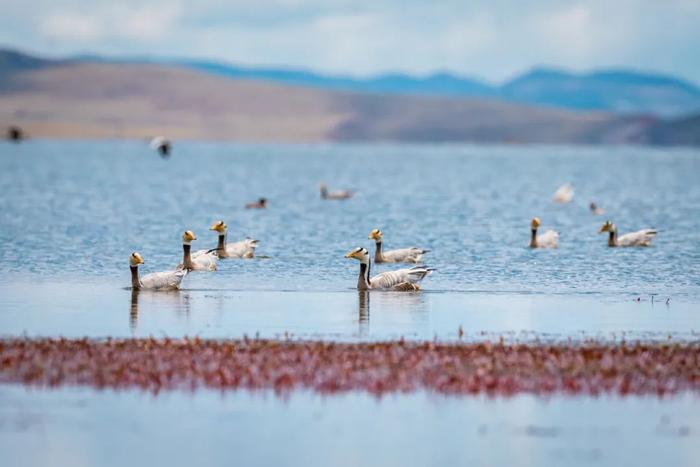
[
  {"x1": 1, "y1": 141, "x2": 699, "y2": 467},
  {"x1": 0, "y1": 141, "x2": 698, "y2": 340}
]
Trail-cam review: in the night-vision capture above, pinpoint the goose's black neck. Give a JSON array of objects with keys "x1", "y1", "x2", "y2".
[
  {"x1": 374, "y1": 241, "x2": 383, "y2": 262},
  {"x1": 358, "y1": 261, "x2": 370, "y2": 290},
  {"x1": 608, "y1": 230, "x2": 617, "y2": 247},
  {"x1": 217, "y1": 234, "x2": 226, "y2": 252},
  {"x1": 183, "y1": 244, "x2": 192, "y2": 268},
  {"x1": 530, "y1": 229, "x2": 537, "y2": 248},
  {"x1": 130, "y1": 266, "x2": 140, "y2": 289}
]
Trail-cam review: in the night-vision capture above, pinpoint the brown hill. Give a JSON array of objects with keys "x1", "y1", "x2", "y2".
[{"x1": 0, "y1": 61, "x2": 653, "y2": 143}]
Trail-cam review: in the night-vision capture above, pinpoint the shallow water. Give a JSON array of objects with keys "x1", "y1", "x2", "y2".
[
  {"x1": 0, "y1": 141, "x2": 699, "y2": 340},
  {"x1": 1, "y1": 385, "x2": 698, "y2": 467}
]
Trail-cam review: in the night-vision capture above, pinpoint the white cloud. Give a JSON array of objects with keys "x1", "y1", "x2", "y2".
[{"x1": 42, "y1": 13, "x2": 104, "y2": 41}]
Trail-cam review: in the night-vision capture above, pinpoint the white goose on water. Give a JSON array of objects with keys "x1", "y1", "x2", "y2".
[
  {"x1": 130, "y1": 252, "x2": 187, "y2": 290},
  {"x1": 368, "y1": 229, "x2": 430, "y2": 263},
  {"x1": 178, "y1": 230, "x2": 217, "y2": 271},
  {"x1": 529, "y1": 217, "x2": 559, "y2": 248},
  {"x1": 344, "y1": 247, "x2": 434, "y2": 291},
  {"x1": 209, "y1": 220, "x2": 258, "y2": 258},
  {"x1": 553, "y1": 184, "x2": 573, "y2": 204},
  {"x1": 320, "y1": 182, "x2": 352, "y2": 200},
  {"x1": 598, "y1": 221, "x2": 657, "y2": 247}
]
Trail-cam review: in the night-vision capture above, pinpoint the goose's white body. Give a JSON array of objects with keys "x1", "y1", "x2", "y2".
[
  {"x1": 189, "y1": 249, "x2": 218, "y2": 270},
  {"x1": 379, "y1": 247, "x2": 428, "y2": 263},
  {"x1": 615, "y1": 229, "x2": 657, "y2": 247},
  {"x1": 368, "y1": 266, "x2": 434, "y2": 290},
  {"x1": 534, "y1": 230, "x2": 559, "y2": 248},
  {"x1": 219, "y1": 239, "x2": 258, "y2": 259},
  {"x1": 138, "y1": 269, "x2": 188, "y2": 290}
]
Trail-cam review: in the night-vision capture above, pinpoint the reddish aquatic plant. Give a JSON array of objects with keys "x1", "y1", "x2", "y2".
[{"x1": 0, "y1": 338, "x2": 698, "y2": 396}]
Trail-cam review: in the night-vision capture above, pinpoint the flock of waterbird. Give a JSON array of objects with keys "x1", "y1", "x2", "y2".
[{"x1": 131, "y1": 146, "x2": 659, "y2": 295}]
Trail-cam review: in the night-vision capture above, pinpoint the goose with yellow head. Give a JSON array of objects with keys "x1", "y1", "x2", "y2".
[
  {"x1": 599, "y1": 221, "x2": 657, "y2": 247},
  {"x1": 130, "y1": 252, "x2": 187, "y2": 290},
  {"x1": 210, "y1": 220, "x2": 258, "y2": 258},
  {"x1": 344, "y1": 247, "x2": 434, "y2": 291},
  {"x1": 179, "y1": 230, "x2": 217, "y2": 271},
  {"x1": 529, "y1": 217, "x2": 559, "y2": 248},
  {"x1": 367, "y1": 229, "x2": 430, "y2": 263}
]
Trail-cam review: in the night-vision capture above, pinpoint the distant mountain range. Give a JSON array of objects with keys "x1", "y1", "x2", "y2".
[
  {"x1": 0, "y1": 48, "x2": 698, "y2": 145},
  {"x1": 3, "y1": 48, "x2": 699, "y2": 117}
]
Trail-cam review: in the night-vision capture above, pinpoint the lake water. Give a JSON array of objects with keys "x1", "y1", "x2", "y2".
[
  {"x1": 0, "y1": 141, "x2": 698, "y2": 340},
  {"x1": 1, "y1": 141, "x2": 699, "y2": 467}
]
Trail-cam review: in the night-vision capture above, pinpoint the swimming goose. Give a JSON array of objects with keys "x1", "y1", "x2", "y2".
[
  {"x1": 130, "y1": 252, "x2": 187, "y2": 290},
  {"x1": 245, "y1": 198, "x2": 267, "y2": 209},
  {"x1": 149, "y1": 136, "x2": 171, "y2": 157},
  {"x1": 529, "y1": 217, "x2": 559, "y2": 248},
  {"x1": 344, "y1": 247, "x2": 434, "y2": 291},
  {"x1": 598, "y1": 221, "x2": 657, "y2": 247},
  {"x1": 179, "y1": 230, "x2": 217, "y2": 271},
  {"x1": 320, "y1": 182, "x2": 353, "y2": 200},
  {"x1": 368, "y1": 229, "x2": 430, "y2": 263},
  {"x1": 553, "y1": 184, "x2": 574, "y2": 204},
  {"x1": 590, "y1": 202, "x2": 605, "y2": 216},
  {"x1": 209, "y1": 220, "x2": 258, "y2": 259}
]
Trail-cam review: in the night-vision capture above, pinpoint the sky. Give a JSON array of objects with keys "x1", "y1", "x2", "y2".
[{"x1": 1, "y1": 0, "x2": 699, "y2": 84}]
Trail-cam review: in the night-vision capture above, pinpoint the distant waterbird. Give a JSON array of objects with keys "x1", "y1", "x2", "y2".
[
  {"x1": 589, "y1": 202, "x2": 605, "y2": 216},
  {"x1": 368, "y1": 229, "x2": 430, "y2": 263},
  {"x1": 320, "y1": 182, "x2": 352, "y2": 200},
  {"x1": 209, "y1": 220, "x2": 258, "y2": 258},
  {"x1": 129, "y1": 252, "x2": 187, "y2": 290},
  {"x1": 6, "y1": 126, "x2": 24, "y2": 142},
  {"x1": 598, "y1": 221, "x2": 657, "y2": 247},
  {"x1": 529, "y1": 217, "x2": 559, "y2": 248},
  {"x1": 245, "y1": 198, "x2": 268, "y2": 209},
  {"x1": 150, "y1": 136, "x2": 171, "y2": 157},
  {"x1": 344, "y1": 247, "x2": 434, "y2": 291},
  {"x1": 553, "y1": 183, "x2": 574, "y2": 204}
]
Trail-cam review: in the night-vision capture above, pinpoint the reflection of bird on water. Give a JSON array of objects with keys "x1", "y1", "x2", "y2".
[
  {"x1": 529, "y1": 217, "x2": 559, "y2": 249},
  {"x1": 178, "y1": 230, "x2": 217, "y2": 271},
  {"x1": 245, "y1": 198, "x2": 267, "y2": 209},
  {"x1": 130, "y1": 252, "x2": 188, "y2": 290},
  {"x1": 209, "y1": 220, "x2": 258, "y2": 258},
  {"x1": 344, "y1": 247, "x2": 434, "y2": 291},
  {"x1": 149, "y1": 136, "x2": 171, "y2": 157},
  {"x1": 598, "y1": 221, "x2": 657, "y2": 247},
  {"x1": 6, "y1": 126, "x2": 24, "y2": 142},
  {"x1": 589, "y1": 202, "x2": 605, "y2": 216},
  {"x1": 130, "y1": 289, "x2": 139, "y2": 331},
  {"x1": 358, "y1": 290, "x2": 370, "y2": 323},
  {"x1": 553, "y1": 183, "x2": 573, "y2": 203},
  {"x1": 368, "y1": 229, "x2": 430, "y2": 263},
  {"x1": 320, "y1": 182, "x2": 352, "y2": 200}
]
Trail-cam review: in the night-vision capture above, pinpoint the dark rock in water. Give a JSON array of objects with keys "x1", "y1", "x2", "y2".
[{"x1": 6, "y1": 126, "x2": 24, "y2": 142}]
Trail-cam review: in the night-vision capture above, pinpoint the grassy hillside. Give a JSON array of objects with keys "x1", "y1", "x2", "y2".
[{"x1": 0, "y1": 60, "x2": 653, "y2": 143}]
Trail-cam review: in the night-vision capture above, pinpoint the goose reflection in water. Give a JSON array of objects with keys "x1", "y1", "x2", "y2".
[
  {"x1": 355, "y1": 290, "x2": 428, "y2": 338},
  {"x1": 128, "y1": 289, "x2": 192, "y2": 332}
]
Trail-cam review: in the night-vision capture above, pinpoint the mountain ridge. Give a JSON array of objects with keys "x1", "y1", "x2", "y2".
[{"x1": 2, "y1": 48, "x2": 699, "y2": 117}]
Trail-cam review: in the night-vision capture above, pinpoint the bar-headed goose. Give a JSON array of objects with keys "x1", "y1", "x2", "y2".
[
  {"x1": 320, "y1": 182, "x2": 352, "y2": 200},
  {"x1": 245, "y1": 198, "x2": 267, "y2": 209},
  {"x1": 590, "y1": 202, "x2": 605, "y2": 216},
  {"x1": 130, "y1": 252, "x2": 187, "y2": 290},
  {"x1": 179, "y1": 230, "x2": 217, "y2": 271},
  {"x1": 209, "y1": 220, "x2": 258, "y2": 259},
  {"x1": 598, "y1": 221, "x2": 657, "y2": 247},
  {"x1": 553, "y1": 184, "x2": 573, "y2": 204},
  {"x1": 150, "y1": 136, "x2": 171, "y2": 157},
  {"x1": 344, "y1": 247, "x2": 434, "y2": 291},
  {"x1": 529, "y1": 217, "x2": 559, "y2": 248},
  {"x1": 368, "y1": 229, "x2": 430, "y2": 263}
]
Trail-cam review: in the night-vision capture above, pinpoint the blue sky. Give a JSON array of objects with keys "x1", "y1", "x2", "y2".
[{"x1": 1, "y1": 0, "x2": 699, "y2": 84}]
